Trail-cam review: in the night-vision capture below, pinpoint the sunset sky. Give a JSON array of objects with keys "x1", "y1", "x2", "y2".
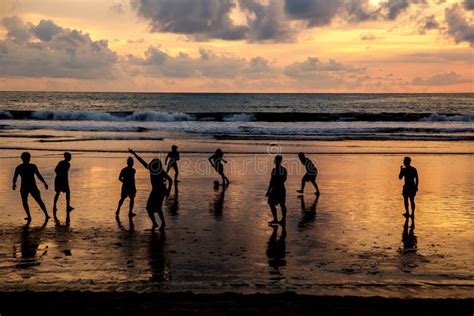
[{"x1": 0, "y1": 0, "x2": 473, "y2": 92}]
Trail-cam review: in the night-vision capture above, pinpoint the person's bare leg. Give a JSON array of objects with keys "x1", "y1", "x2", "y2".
[
  {"x1": 297, "y1": 179, "x2": 305, "y2": 193},
  {"x1": 147, "y1": 208, "x2": 159, "y2": 230},
  {"x1": 279, "y1": 204, "x2": 287, "y2": 225},
  {"x1": 21, "y1": 191, "x2": 31, "y2": 221},
  {"x1": 269, "y1": 205, "x2": 278, "y2": 224},
  {"x1": 53, "y1": 191, "x2": 60, "y2": 219},
  {"x1": 311, "y1": 180, "x2": 320, "y2": 196},
  {"x1": 66, "y1": 190, "x2": 73, "y2": 212},
  {"x1": 403, "y1": 196, "x2": 409, "y2": 216},
  {"x1": 128, "y1": 197, "x2": 136, "y2": 217},
  {"x1": 173, "y1": 165, "x2": 179, "y2": 182},
  {"x1": 410, "y1": 196, "x2": 416, "y2": 218},
  {"x1": 32, "y1": 191, "x2": 49, "y2": 219},
  {"x1": 116, "y1": 196, "x2": 125, "y2": 216},
  {"x1": 157, "y1": 206, "x2": 166, "y2": 231}
]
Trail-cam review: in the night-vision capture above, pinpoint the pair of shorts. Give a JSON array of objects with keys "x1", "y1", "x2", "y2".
[
  {"x1": 402, "y1": 185, "x2": 417, "y2": 197},
  {"x1": 146, "y1": 190, "x2": 165, "y2": 213},
  {"x1": 302, "y1": 173, "x2": 316, "y2": 182},
  {"x1": 54, "y1": 177, "x2": 69, "y2": 193},
  {"x1": 121, "y1": 188, "x2": 136, "y2": 199},
  {"x1": 268, "y1": 187, "x2": 286, "y2": 206}
]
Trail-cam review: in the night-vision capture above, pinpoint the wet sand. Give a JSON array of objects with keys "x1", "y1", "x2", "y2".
[{"x1": 0, "y1": 139, "x2": 473, "y2": 299}]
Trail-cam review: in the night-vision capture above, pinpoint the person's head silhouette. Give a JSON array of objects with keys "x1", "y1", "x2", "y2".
[
  {"x1": 215, "y1": 149, "x2": 223, "y2": 156},
  {"x1": 127, "y1": 157, "x2": 134, "y2": 167},
  {"x1": 403, "y1": 157, "x2": 411, "y2": 167},
  {"x1": 21, "y1": 152, "x2": 31, "y2": 164},
  {"x1": 64, "y1": 152, "x2": 72, "y2": 162},
  {"x1": 171, "y1": 145, "x2": 178, "y2": 151},
  {"x1": 275, "y1": 155, "x2": 283, "y2": 166},
  {"x1": 149, "y1": 158, "x2": 163, "y2": 174}
]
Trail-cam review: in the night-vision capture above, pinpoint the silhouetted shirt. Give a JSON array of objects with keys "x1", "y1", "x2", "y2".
[
  {"x1": 55, "y1": 160, "x2": 70, "y2": 180},
  {"x1": 270, "y1": 166, "x2": 287, "y2": 189},
  {"x1": 15, "y1": 164, "x2": 39, "y2": 191},
  {"x1": 400, "y1": 166, "x2": 418, "y2": 187},
  {"x1": 167, "y1": 151, "x2": 180, "y2": 164},
  {"x1": 303, "y1": 158, "x2": 317, "y2": 176},
  {"x1": 119, "y1": 167, "x2": 136, "y2": 192}
]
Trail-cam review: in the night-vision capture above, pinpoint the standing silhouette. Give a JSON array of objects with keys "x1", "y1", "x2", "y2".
[
  {"x1": 208, "y1": 149, "x2": 230, "y2": 185},
  {"x1": 297, "y1": 152, "x2": 320, "y2": 196},
  {"x1": 266, "y1": 155, "x2": 287, "y2": 226},
  {"x1": 399, "y1": 157, "x2": 419, "y2": 218},
  {"x1": 129, "y1": 149, "x2": 172, "y2": 231},
  {"x1": 116, "y1": 157, "x2": 137, "y2": 218},
  {"x1": 165, "y1": 145, "x2": 180, "y2": 182},
  {"x1": 53, "y1": 152, "x2": 74, "y2": 220},
  {"x1": 12, "y1": 152, "x2": 50, "y2": 222}
]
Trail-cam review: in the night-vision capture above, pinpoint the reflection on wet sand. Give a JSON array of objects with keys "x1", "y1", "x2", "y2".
[
  {"x1": 298, "y1": 195, "x2": 319, "y2": 231},
  {"x1": 266, "y1": 225, "x2": 286, "y2": 281},
  {"x1": 166, "y1": 184, "x2": 179, "y2": 218},
  {"x1": 399, "y1": 217, "x2": 427, "y2": 273},
  {"x1": 149, "y1": 232, "x2": 170, "y2": 282},
  {"x1": 16, "y1": 220, "x2": 48, "y2": 269},
  {"x1": 115, "y1": 216, "x2": 137, "y2": 270},
  {"x1": 210, "y1": 184, "x2": 227, "y2": 220},
  {"x1": 53, "y1": 219, "x2": 73, "y2": 258}
]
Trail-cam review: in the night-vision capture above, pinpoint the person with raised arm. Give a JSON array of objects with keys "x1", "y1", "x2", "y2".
[
  {"x1": 128, "y1": 148, "x2": 172, "y2": 231},
  {"x1": 12, "y1": 152, "x2": 50, "y2": 222}
]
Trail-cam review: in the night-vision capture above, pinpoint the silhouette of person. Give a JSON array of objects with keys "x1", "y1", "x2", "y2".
[
  {"x1": 116, "y1": 157, "x2": 137, "y2": 218},
  {"x1": 297, "y1": 152, "x2": 320, "y2": 196},
  {"x1": 53, "y1": 152, "x2": 74, "y2": 220},
  {"x1": 266, "y1": 155, "x2": 287, "y2": 226},
  {"x1": 266, "y1": 225, "x2": 287, "y2": 270},
  {"x1": 12, "y1": 152, "x2": 50, "y2": 222},
  {"x1": 129, "y1": 148, "x2": 172, "y2": 231},
  {"x1": 165, "y1": 145, "x2": 180, "y2": 182},
  {"x1": 209, "y1": 149, "x2": 230, "y2": 185},
  {"x1": 399, "y1": 157, "x2": 419, "y2": 218},
  {"x1": 298, "y1": 195, "x2": 319, "y2": 230}
]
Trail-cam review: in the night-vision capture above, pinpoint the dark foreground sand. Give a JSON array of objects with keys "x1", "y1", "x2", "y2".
[{"x1": 0, "y1": 292, "x2": 472, "y2": 315}]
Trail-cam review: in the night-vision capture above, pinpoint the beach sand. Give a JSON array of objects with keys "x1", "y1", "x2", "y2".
[{"x1": 0, "y1": 135, "x2": 473, "y2": 301}]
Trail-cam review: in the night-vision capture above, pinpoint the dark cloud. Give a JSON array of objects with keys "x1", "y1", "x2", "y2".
[
  {"x1": 284, "y1": 0, "x2": 344, "y2": 26},
  {"x1": 412, "y1": 71, "x2": 469, "y2": 86},
  {"x1": 418, "y1": 14, "x2": 439, "y2": 34},
  {"x1": 0, "y1": 17, "x2": 118, "y2": 79},
  {"x1": 464, "y1": 0, "x2": 474, "y2": 10},
  {"x1": 445, "y1": 4, "x2": 474, "y2": 46},
  {"x1": 239, "y1": 0, "x2": 295, "y2": 42},
  {"x1": 131, "y1": 0, "x2": 248, "y2": 40},
  {"x1": 128, "y1": 47, "x2": 273, "y2": 78}
]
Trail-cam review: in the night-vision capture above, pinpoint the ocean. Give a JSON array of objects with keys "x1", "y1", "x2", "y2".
[{"x1": 0, "y1": 92, "x2": 473, "y2": 141}]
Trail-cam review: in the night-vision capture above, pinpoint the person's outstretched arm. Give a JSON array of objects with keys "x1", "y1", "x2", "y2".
[
  {"x1": 34, "y1": 165, "x2": 48, "y2": 190},
  {"x1": 12, "y1": 166, "x2": 19, "y2": 190},
  {"x1": 128, "y1": 149, "x2": 148, "y2": 169}
]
